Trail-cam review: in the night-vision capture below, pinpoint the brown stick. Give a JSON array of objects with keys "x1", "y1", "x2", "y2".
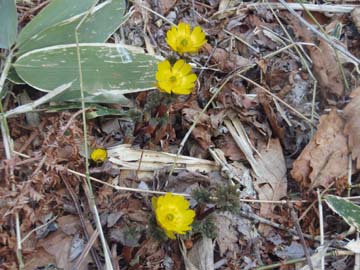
[{"x1": 61, "y1": 174, "x2": 103, "y2": 269}]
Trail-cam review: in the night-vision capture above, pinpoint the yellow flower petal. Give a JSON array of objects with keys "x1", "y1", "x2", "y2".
[
  {"x1": 152, "y1": 193, "x2": 195, "y2": 239},
  {"x1": 155, "y1": 59, "x2": 197, "y2": 95},
  {"x1": 178, "y1": 22, "x2": 191, "y2": 36},
  {"x1": 90, "y1": 148, "x2": 107, "y2": 163},
  {"x1": 165, "y1": 23, "x2": 206, "y2": 54}
]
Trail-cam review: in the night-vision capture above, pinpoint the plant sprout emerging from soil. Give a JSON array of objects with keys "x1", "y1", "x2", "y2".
[{"x1": 152, "y1": 193, "x2": 195, "y2": 239}]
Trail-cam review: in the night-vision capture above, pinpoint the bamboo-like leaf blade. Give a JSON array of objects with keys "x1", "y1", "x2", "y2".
[
  {"x1": 16, "y1": 0, "x2": 95, "y2": 47},
  {"x1": 17, "y1": 0, "x2": 127, "y2": 54},
  {"x1": 0, "y1": 0, "x2": 17, "y2": 49},
  {"x1": 13, "y1": 43, "x2": 161, "y2": 103},
  {"x1": 325, "y1": 195, "x2": 360, "y2": 231}
]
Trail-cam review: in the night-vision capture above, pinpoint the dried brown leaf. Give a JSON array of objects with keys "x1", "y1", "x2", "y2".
[
  {"x1": 214, "y1": 212, "x2": 239, "y2": 257},
  {"x1": 284, "y1": 13, "x2": 344, "y2": 98},
  {"x1": 344, "y1": 87, "x2": 360, "y2": 170},
  {"x1": 157, "y1": 0, "x2": 177, "y2": 15},
  {"x1": 352, "y1": 8, "x2": 360, "y2": 32},
  {"x1": 258, "y1": 93, "x2": 285, "y2": 140},
  {"x1": 182, "y1": 108, "x2": 213, "y2": 149},
  {"x1": 39, "y1": 230, "x2": 91, "y2": 270},
  {"x1": 253, "y1": 139, "x2": 287, "y2": 218},
  {"x1": 203, "y1": 43, "x2": 253, "y2": 72},
  {"x1": 291, "y1": 110, "x2": 349, "y2": 189}
]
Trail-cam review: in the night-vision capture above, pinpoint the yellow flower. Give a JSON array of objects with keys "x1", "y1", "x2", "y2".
[
  {"x1": 166, "y1": 22, "x2": 207, "y2": 54},
  {"x1": 152, "y1": 193, "x2": 195, "y2": 239},
  {"x1": 156, "y1": 59, "x2": 197, "y2": 95},
  {"x1": 90, "y1": 148, "x2": 107, "y2": 163}
]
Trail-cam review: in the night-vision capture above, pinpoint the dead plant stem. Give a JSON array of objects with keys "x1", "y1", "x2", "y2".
[
  {"x1": 278, "y1": 0, "x2": 360, "y2": 65},
  {"x1": 0, "y1": 50, "x2": 24, "y2": 270},
  {"x1": 75, "y1": 2, "x2": 114, "y2": 269},
  {"x1": 289, "y1": 205, "x2": 314, "y2": 270},
  {"x1": 237, "y1": 74, "x2": 314, "y2": 125},
  {"x1": 21, "y1": 216, "x2": 57, "y2": 244},
  {"x1": 256, "y1": 250, "x2": 354, "y2": 270},
  {"x1": 299, "y1": 0, "x2": 350, "y2": 91},
  {"x1": 317, "y1": 189, "x2": 325, "y2": 270}
]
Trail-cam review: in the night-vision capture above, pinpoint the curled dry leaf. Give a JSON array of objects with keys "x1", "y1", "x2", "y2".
[
  {"x1": 344, "y1": 87, "x2": 360, "y2": 170},
  {"x1": 291, "y1": 110, "x2": 349, "y2": 189}
]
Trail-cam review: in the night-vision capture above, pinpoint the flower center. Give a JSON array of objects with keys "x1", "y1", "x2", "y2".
[
  {"x1": 169, "y1": 75, "x2": 177, "y2": 82},
  {"x1": 166, "y1": 213, "x2": 175, "y2": 221},
  {"x1": 180, "y1": 38, "x2": 188, "y2": 47}
]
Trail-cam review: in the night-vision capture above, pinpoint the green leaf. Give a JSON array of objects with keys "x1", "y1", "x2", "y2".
[
  {"x1": 0, "y1": 0, "x2": 17, "y2": 49},
  {"x1": 16, "y1": 0, "x2": 95, "y2": 47},
  {"x1": 325, "y1": 195, "x2": 360, "y2": 231},
  {"x1": 86, "y1": 107, "x2": 141, "y2": 120},
  {"x1": 17, "y1": 0, "x2": 127, "y2": 55},
  {"x1": 13, "y1": 43, "x2": 161, "y2": 103},
  {"x1": 7, "y1": 66, "x2": 25, "y2": 84},
  {"x1": 46, "y1": 103, "x2": 140, "y2": 120}
]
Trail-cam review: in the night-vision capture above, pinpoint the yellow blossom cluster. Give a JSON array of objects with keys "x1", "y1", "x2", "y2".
[{"x1": 156, "y1": 22, "x2": 207, "y2": 95}]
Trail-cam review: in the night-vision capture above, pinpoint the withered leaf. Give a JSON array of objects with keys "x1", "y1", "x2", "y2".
[
  {"x1": 284, "y1": 12, "x2": 344, "y2": 98},
  {"x1": 253, "y1": 139, "x2": 287, "y2": 218},
  {"x1": 344, "y1": 87, "x2": 360, "y2": 170},
  {"x1": 291, "y1": 110, "x2": 349, "y2": 189},
  {"x1": 214, "y1": 212, "x2": 239, "y2": 257}
]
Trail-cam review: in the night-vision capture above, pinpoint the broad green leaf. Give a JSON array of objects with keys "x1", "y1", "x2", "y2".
[
  {"x1": 17, "y1": 0, "x2": 127, "y2": 55},
  {"x1": 7, "y1": 66, "x2": 25, "y2": 84},
  {"x1": 325, "y1": 195, "x2": 360, "y2": 231},
  {"x1": 16, "y1": 0, "x2": 95, "y2": 47},
  {"x1": 0, "y1": 0, "x2": 17, "y2": 49},
  {"x1": 13, "y1": 43, "x2": 161, "y2": 103}
]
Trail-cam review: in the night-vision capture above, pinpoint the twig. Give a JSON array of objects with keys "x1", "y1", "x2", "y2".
[
  {"x1": 256, "y1": 250, "x2": 354, "y2": 270},
  {"x1": 129, "y1": 0, "x2": 176, "y2": 26},
  {"x1": 168, "y1": 72, "x2": 235, "y2": 175},
  {"x1": 237, "y1": 74, "x2": 314, "y2": 125},
  {"x1": 289, "y1": 204, "x2": 314, "y2": 270},
  {"x1": 248, "y1": 3, "x2": 357, "y2": 13},
  {"x1": 60, "y1": 108, "x2": 90, "y2": 136},
  {"x1": 239, "y1": 209, "x2": 316, "y2": 241},
  {"x1": 21, "y1": 216, "x2": 57, "y2": 244},
  {"x1": 299, "y1": 183, "x2": 334, "y2": 221},
  {"x1": 11, "y1": 150, "x2": 315, "y2": 204},
  {"x1": 73, "y1": 229, "x2": 100, "y2": 270},
  {"x1": 266, "y1": 1, "x2": 318, "y2": 130},
  {"x1": 5, "y1": 82, "x2": 72, "y2": 117},
  {"x1": 299, "y1": 1, "x2": 349, "y2": 91},
  {"x1": 317, "y1": 189, "x2": 325, "y2": 270},
  {"x1": 62, "y1": 175, "x2": 102, "y2": 270},
  {"x1": 74, "y1": 2, "x2": 114, "y2": 269},
  {"x1": 223, "y1": 29, "x2": 260, "y2": 53},
  {"x1": 278, "y1": 0, "x2": 360, "y2": 65},
  {"x1": 0, "y1": 50, "x2": 24, "y2": 269}
]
